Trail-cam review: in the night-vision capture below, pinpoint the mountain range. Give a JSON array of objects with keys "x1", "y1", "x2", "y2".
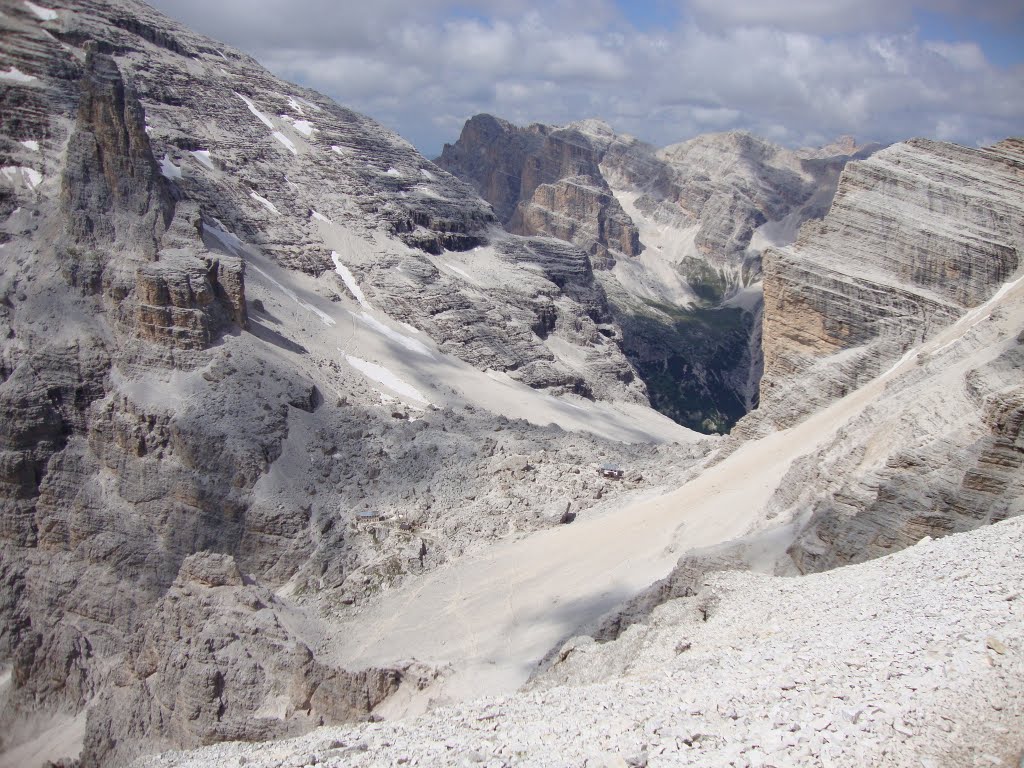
[{"x1": 0, "y1": 1, "x2": 1021, "y2": 766}]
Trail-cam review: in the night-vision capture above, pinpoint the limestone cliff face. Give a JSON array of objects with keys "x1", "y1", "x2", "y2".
[
  {"x1": 60, "y1": 43, "x2": 172, "y2": 255},
  {"x1": 756, "y1": 138, "x2": 1024, "y2": 430},
  {"x1": 629, "y1": 131, "x2": 864, "y2": 269},
  {"x1": 82, "y1": 553, "x2": 418, "y2": 768},
  {"x1": 439, "y1": 115, "x2": 640, "y2": 268},
  {"x1": 715, "y1": 136, "x2": 1024, "y2": 575},
  {"x1": 774, "y1": 306, "x2": 1024, "y2": 575},
  {"x1": 441, "y1": 118, "x2": 869, "y2": 276}
]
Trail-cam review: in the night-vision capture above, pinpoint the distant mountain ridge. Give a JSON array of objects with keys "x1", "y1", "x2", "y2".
[{"x1": 437, "y1": 114, "x2": 878, "y2": 431}]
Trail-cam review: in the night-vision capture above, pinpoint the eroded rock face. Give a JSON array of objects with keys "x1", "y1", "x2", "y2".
[
  {"x1": 755, "y1": 138, "x2": 1024, "y2": 431},
  {"x1": 440, "y1": 116, "x2": 873, "y2": 432},
  {"x1": 629, "y1": 131, "x2": 868, "y2": 269},
  {"x1": 60, "y1": 43, "x2": 172, "y2": 256},
  {"x1": 438, "y1": 116, "x2": 641, "y2": 268},
  {"x1": 781, "y1": 341, "x2": 1024, "y2": 574},
  {"x1": 81, "y1": 552, "x2": 411, "y2": 768}
]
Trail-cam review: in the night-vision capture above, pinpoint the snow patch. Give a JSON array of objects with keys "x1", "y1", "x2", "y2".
[
  {"x1": 545, "y1": 394, "x2": 587, "y2": 412},
  {"x1": 385, "y1": 168, "x2": 401, "y2": 176},
  {"x1": 292, "y1": 120, "x2": 315, "y2": 137},
  {"x1": 0, "y1": 67, "x2": 37, "y2": 84},
  {"x1": 748, "y1": 209, "x2": 805, "y2": 253},
  {"x1": 20, "y1": 139, "x2": 39, "y2": 152},
  {"x1": 282, "y1": 115, "x2": 315, "y2": 137},
  {"x1": 234, "y1": 92, "x2": 274, "y2": 128},
  {"x1": 420, "y1": 169, "x2": 434, "y2": 180},
  {"x1": 159, "y1": 154, "x2": 182, "y2": 180},
  {"x1": 250, "y1": 191, "x2": 280, "y2": 215},
  {"x1": 272, "y1": 131, "x2": 298, "y2": 155},
  {"x1": 288, "y1": 95, "x2": 321, "y2": 113},
  {"x1": 23, "y1": 1, "x2": 57, "y2": 21},
  {"x1": 204, "y1": 220, "x2": 245, "y2": 255},
  {"x1": 191, "y1": 150, "x2": 214, "y2": 170},
  {"x1": 399, "y1": 322, "x2": 420, "y2": 334},
  {"x1": 722, "y1": 283, "x2": 763, "y2": 312},
  {"x1": 312, "y1": 210, "x2": 332, "y2": 224},
  {"x1": 344, "y1": 355, "x2": 429, "y2": 405},
  {"x1": 354, "y1": 312, "x2": 433, "y2": 358},
  {"x1": 1, "y1": 166, "x2": 42, "y2": 189},
  {"x1": 331, "y1": 252, "x2": 370, "y2": 309}
]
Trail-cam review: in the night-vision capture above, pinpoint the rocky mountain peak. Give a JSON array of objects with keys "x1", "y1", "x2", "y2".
[{"x1": 61, "y1": 42, "x2": 172, "y2": 256}]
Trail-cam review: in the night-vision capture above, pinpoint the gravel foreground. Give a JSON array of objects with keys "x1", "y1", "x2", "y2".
[{"x1": 137, "y1": 518, "x2": 1023, "y2": 768}]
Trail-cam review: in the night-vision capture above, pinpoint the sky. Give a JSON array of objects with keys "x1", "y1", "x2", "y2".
[{"x1": 148, "y1": 0, "x2": 1024, "y2": 157}]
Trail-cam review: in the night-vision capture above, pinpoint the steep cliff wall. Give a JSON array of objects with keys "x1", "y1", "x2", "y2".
[
  {"x1": 756, "y1": 138, "x2": 1024, "y2": 431},
  {"x1": 438, "y1": 115, "x2": 641, "y2": 268}
]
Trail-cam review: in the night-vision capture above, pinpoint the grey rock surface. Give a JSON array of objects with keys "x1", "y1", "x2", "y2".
[
  {"x1": 0, "y1": 4, "x2": 706, "y2": 765},
  {"x1": 754, "y1": 137, "x2": 1024, "y2": 432},
  {"x1": 133, "y1": 518, "x2": 1024, "y2": 768},
  {"x1": 82, "y1": 552, "x2": 415, "y2": 768},
  {"x1": 438, "y1": 115, "x2": 641, "y2": 267},
  {"x1": 2, "y1": 2, "x2": 1022, "y2": 767}
]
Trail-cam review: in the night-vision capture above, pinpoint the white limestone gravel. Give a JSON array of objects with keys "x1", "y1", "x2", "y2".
[{"x1": 135, "y1": 517, "x2": 1024, "y2": 768}]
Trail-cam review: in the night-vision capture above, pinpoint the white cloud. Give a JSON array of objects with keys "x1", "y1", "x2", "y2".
[
  {"x1": 147, "y1": 0, "x2": 1024, "y2": 155},
  {"x1": 685, "y1": 0, "x2": 1024, "y2": 33}
]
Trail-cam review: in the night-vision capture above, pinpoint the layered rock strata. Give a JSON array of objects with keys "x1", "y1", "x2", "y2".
[
  {"x1": 756, "y1": 138, "x2": 1024, "y2": 431},
  {"x1": 438, "y1": 114, "x2": 640, "y2": 268}
]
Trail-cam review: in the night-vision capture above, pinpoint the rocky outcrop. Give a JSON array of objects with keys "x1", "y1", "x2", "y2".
[
  {"x1": 82, "y1": 552, "x2": 412, "y2": 768},
  {"x1": 127, "y1": 250, "x2": 245, "y2": 349},
  {"x1": 438, "y1": 115, "x2": 641, "y2": 268},
  {"x1": 510, "y1": 175, "x2": 641, "y2": 269},
  {"x1": 60, "y1": 43, "x2": 172, "y2": 256},
  {"x1": 755, "y1": 138, "x2": 1024, "y2": 431}
]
